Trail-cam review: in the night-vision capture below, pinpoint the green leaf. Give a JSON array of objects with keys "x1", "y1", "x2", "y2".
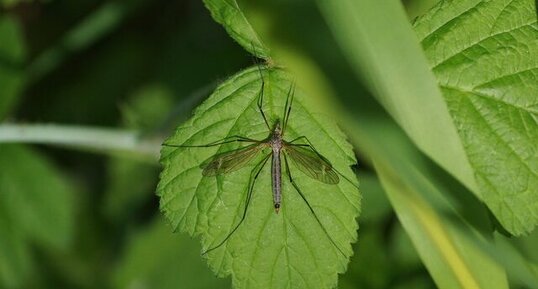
[
  {"x1": 202, "y1": 0, "x2": 270, "y2": 59},
  {"x1": 104, "y1": 85, "x2": 173, "y2": 221},
  {"x1": 0, "y1": 16, "x2": 25, "y2": 119},
  {"x1": 0, "y1": 145, "x2": 75, "y2": 288},
  {"x1": 119, "y1": 84, "x2": 174, "y2": 131},
  {"x1": 414, "y1": 0, "x2": 538, "y2": 235},
  {"x1": 0, "y1": 145, "x2": 75, "y2": 248},
  {"x1": 158, "y1": 66, "x2": 360, "y2": 289},
  {"x1": 0, "y1": 211, "x2": 31, "y2": 289},
  {"x1": 357, "y1": 173, "x2": 391, "y2": 223},
  {"x1": 391, "y1": 223, "x2": 424, "y2": 270},
  {"x1": 318, "y1": 0, "x2": 538, "y2": 236},
  {"x1": 340, "y1": 229, "x2": 391, "y2": 289},
  {"x1": 488, "y1": 233, "x2": 538, "y2": 288},
  {"x1": 315, "y1": 0, "x2": 478, "y2": 203},
  {"x1": 113, "y1": 219, "x2": 229, "y2": 289},
  {"x1": 104, "y1": 158, "x2": 158, "y2": 222}
]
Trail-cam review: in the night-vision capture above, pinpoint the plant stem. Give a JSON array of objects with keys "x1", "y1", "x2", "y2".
[{"x1": 0, "y1": 123, "x2": 161, "y2": 161}]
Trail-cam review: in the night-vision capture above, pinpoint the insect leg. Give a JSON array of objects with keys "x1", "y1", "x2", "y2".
[
  {"x1": 202, "y1": 152, "x2": 271, "y2": 255},
  {"x1": 287, "y1": 135, "x2": 311, "y2": 146},
  {"x1": 163, "y1": 135, "x2": 258, "y2": 148},
  {"x1": 282, "y1": 82, "x2": 295, "y2": 136},
  {"x1": 255, "y1": 62, "x2": 271, "y2": 131},
  {"x1": 282, "y1": 154, "x2": 347, "y2": 257}
]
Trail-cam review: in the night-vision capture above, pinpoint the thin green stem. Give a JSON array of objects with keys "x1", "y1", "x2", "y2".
[{"x1": 0, "y1": 123, "x2": 161, "y2": 161}]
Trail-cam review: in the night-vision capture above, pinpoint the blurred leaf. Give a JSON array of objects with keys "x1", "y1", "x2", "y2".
[
  {"x1": 26, "y1": 0, "x2": 147, "y2": 84},
  {"x1": 391, "y1": 223, "x2": 423, "y2": 271},
  {"x1": 340, "y1": 229, "x2": 391, "y2": 289},
  {"x1": 393, "y1": 276, "x2": 437, "y2": 289},
  {"x1": 414, "y1": 0, "x2": 538, "y2": 235},
  {"x1": 0, "y1": 211, "x2": 31, "y2": 289},
  {"x1": 357, "y1": 173, "x2": 391, "y2": 223},
  {"x1": 375, "y1": 160, "x2": 508, "y2": 289},
  {"x1": 471, "y1": 232, "x2": 538, "y2": 289},
  {"x1": 0, "y1": 145, "x2": 75, "y2": 249},
  {"x1": 120, "y1": 84, "x2": 174, "y2": 131},
  {"x1": 158, "y1": 66, "x2": 360, "y2": 289},
  {"x1": 0, "y1": 145, "x2": 75, "y2": 289},
  {"x1": 113, "y1": 219, "x2": 229, "y2": 289},
  {"x1": 0, "y1": 16, "x2": 25, "y2": 119},
  {"x1": 517, "y1": 229, "x2": 538, "y2": 263},
  {"x1": 104, "y1": 84, "x2": 173, "y2": 221},
  {"x1": 404, "y1": 0, "x2": 440, "y2": 19},
  {"x1": 202, "y1": 0, "x2": 270, "y2": 59},
  {"x1": 104, "y1": 158, "x2": 157, "y2": 222}
]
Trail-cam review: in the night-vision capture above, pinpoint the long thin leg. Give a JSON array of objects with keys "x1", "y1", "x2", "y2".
[
  {"x1": 282, "y1": 154, "x2": 347, "y2": 257},
  {"x1": 255, "y1": 62, "x2": 271, "y2": 131},
  {"x1": 282, "y1": 82, "x2": 295, "y2": 136},
  {"x1": 288, "y1": 136, "x2": 360, "y2": 190},
  {"x1": 163, "y1": 135, "x2": 258, "y2": 148},
  {"x1": 202, "y1": 153, "x2": 271, "y2": 255},
  {"x1": 287, "y1": 135, "x2": 310, "y2": 146}
]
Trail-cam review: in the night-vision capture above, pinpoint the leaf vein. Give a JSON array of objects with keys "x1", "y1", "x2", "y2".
[{"x1": 431, "y1": 20, "x2": 537, "y2": 69}]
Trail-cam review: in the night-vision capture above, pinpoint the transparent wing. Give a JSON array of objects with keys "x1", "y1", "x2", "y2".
[
  {"x1": 283, "y1": 144, "x2": 339, "y2": 184},
  {"x1": 200, "y1": 143, "x2": 264, "y2": 176}
]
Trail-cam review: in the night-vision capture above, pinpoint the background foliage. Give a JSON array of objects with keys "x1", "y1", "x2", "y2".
[{"x1": 0, "y1": 0, "x2": 537, "y2": 289}]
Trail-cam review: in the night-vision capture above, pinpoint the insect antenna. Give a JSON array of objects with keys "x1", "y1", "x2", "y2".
[
  {"x1": 282, "y1": 154, "x2": 348, "y2": 257},
  {"x1": 202, "y1": 153, "x2": 271, "y2": 255}
]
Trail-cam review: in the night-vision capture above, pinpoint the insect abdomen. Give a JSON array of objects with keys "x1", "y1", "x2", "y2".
[{"x1": 271, "y1": 149, "x2": 282, "y2": 213}]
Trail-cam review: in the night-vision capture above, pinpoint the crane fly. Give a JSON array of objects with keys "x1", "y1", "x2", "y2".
[{"x1": 163, "y1": 66, "x2": 348, "y2": 256}]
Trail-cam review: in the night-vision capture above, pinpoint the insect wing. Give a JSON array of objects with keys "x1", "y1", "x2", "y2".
[
  {"x1": 284, "y1": 145, "x2": 339, "y2": 184},
  {"x1": 201, "y1": 143, "x2": 263, "y2": 176}
]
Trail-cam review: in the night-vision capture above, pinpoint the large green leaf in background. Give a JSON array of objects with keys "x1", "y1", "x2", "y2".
[
  {"x1": 113, "y1": 219, "x2": 228, "y2": 289},
  {"x1": 415, "y1": 0, "x2": 538, "y2": 235},
  {"x1": 0, "y1": 145, "x2": 74, "y2": 248},
  {"x1": 104, "y1": 84, "x2": 173, "y2": 222},
  {"x1": 0, "y1": 145, "x2": 75, "y2": 288},
  {"x1": 316, "y1": 0, "x2": 477, "y2": 203},
  {"x1": 0, "y1": 210, "x2": 31, "y2": 289},
  {"x1": 158, "y1": 66, "x2": 360, "y2": 289},
  {"x1": 318, "y1": 0, "x2": 538, "y2": 235}
]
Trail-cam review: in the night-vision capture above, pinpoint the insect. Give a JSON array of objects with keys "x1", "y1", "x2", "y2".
[{"x1": 163, "y1": 65, "x2": 352, "y2": 256}]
